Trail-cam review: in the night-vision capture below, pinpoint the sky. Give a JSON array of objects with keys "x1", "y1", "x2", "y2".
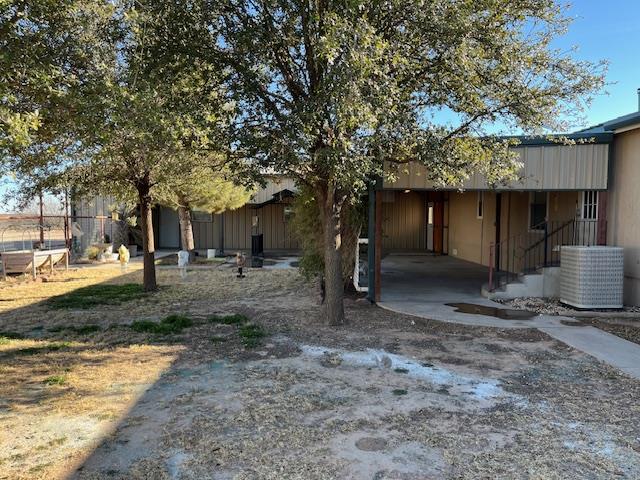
[
  {"x1": 2, "y1": 1, "x2": 639, "y2": 212},
  {"x1": 558, "y1": 0, "x2": 640, "y2": 126}
]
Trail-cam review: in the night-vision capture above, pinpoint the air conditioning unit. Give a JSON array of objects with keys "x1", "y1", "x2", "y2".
[{"x1": 560, "y1": 246, "x2": 624, "y2": 309}]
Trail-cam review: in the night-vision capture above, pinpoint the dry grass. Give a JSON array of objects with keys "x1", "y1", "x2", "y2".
[
  {"x1": 0, "y1": 263, "x2": 309, "y2": 479},
  {"x1": 1, "y1": 263, "x2": 640, "y2": 479}
]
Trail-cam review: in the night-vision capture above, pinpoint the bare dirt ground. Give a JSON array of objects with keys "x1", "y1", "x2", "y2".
[{"x1": 1, "y1": 264, "x2": 640, "y2": 479}]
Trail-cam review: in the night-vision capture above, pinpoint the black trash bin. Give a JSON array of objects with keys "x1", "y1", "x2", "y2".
[{"x1": 251, "y1": 234, "x2": 264, "y2": 257}]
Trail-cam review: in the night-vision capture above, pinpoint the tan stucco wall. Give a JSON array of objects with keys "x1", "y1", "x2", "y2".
[
  {"x1": 446, "y1": 191, "x2": 576, "y2": 267},
  {"x1": 448, "y1": 192, "x2": 496, "y2": 266},
  {"x1": 379, "y1": 189, "x2": 582, "y2": 269},
  {"x1": 607, "y1": 128, "x2": 640, "y2": 305}
]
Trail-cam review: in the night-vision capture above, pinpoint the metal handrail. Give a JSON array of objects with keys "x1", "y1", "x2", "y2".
[{"x1": 488, "y1": 218, "x2": 602, "y2": 292}]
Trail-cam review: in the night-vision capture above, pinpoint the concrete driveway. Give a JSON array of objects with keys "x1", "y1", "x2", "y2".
[
  {"x1": 378, "y1": 254, "x2": 529, "y2": 327},
  {"x1": 378, "y1": 254, "x2": 640, "y2": 379}
]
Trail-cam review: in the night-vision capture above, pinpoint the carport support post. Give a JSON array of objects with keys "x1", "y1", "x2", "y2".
[{"x1": 367, "y1": 180, "x2": 382, "y2": 303}]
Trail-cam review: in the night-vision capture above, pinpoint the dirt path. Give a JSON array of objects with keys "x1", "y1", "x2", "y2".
[{"x1": 1, "y1": 265, "x2": 640, "y2": 479}]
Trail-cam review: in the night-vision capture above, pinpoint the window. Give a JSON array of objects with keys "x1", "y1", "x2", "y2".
[
  {"x1": 476, "y1": 192, "x2": 484, "y2": 219},
  {"x1": 581, "y1": 191, "x2": 598, "y2": 220},
  {"x1": 283, "y1": 206, "x2": 293, "y2": 223},
  {"x1": 428, "y1": 205, "x2": 434, "y2": 225},
  {"x1": 192, "y1": 211, "x2": 213, "y2": 223},
  {"x1": 529, "y1": 192, "x2": 548, "y2": 230}
]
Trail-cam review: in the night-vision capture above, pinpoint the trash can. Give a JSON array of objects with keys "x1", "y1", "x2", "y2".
[{"x1": 251, "y1": 234, "x2": 264, "y2": 257}]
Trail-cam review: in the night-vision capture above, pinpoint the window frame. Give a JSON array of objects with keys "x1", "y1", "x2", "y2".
[
  {"x1": 476, "y1": 192, "x2": 484, "y2": 220},
  {"x1": 528, "y1": 192, "x2": 549, "y2": 232},
  {"x1": 580, "y1": 191, "x2": 599, "y2": 221},
  {"x1": 191, "y1": 210, "x2": 213, "y2": 223}
]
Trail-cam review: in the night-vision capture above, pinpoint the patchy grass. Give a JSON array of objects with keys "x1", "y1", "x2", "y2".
[
  {"x1": 43, "y1": 375, "x2": 66, "y2": 386},
  {"x1": 211, "y1": 336, "x2": 227, "y2": 343},
  {"x1": 0, "y1": 331, "x2": 24, "y2": 340},
  {"x1": 13, "y1": 342, "x2": 71, "y2": 356},
  {"x1": 392, "y1": 388, "x2": 408, "y2": 396},
  {"x1": 208, "y1": 313, "x2": 248, "y2": 325},
  {"x1": 49, "y1": 324, "x2": 102, "y2": 335},
  {"x1": 131, "y1": 314, "x2": 193, "y2": 335},
  {"x1": 48, "y1": 283, "x2": 147, "y2": 309},
  {"x1": 238, "y1": 323, "x2": 266, "y2": 348}
]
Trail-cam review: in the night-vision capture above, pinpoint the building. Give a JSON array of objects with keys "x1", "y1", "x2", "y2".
[
  {"x1": 583, "y1": 104, "x2": 640, "y2": 305},
  {"x1": 75, "y1": 92, "x2": 640, "y2": 306},
  {"x1": 365, "y1": 90, "x2": 640, "y2": 306},
  {"x1": 154, "y1": 175, "x2": 299, "y2": 255},
  {"x1": 70, "y1": 176, "x2": 300, "y2": 256}
]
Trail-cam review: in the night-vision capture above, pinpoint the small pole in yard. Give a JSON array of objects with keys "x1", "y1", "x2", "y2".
[
  {"x1": 63, "y1": 188, "x2": 70, "y2": 251},
  {"x1": 38, "y1": 190, "x2": 45, "y2": 249}
]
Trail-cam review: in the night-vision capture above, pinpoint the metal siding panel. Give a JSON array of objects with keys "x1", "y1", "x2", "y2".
[{"x1": 383, "y1": 142, "x2": 609, "y2": 191}]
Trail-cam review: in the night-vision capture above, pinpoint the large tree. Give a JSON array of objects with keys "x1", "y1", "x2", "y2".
[
  {"x1": 207, "y1": 0, "x2": 605, "y2": 325},
  {"x1": 158, "y1": 164, "x2": 252, "y2": 254},
  {"x1": 0, "y1": 0, "x2": 115, "y2": 203}
]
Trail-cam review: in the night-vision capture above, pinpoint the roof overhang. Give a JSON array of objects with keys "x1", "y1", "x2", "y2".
[
  {"x1": 504, "y1": 132, "x2": 613, "y2": 146},
  {"x1": 249, "y1": 189, "x2": 295, "y2": 209}
]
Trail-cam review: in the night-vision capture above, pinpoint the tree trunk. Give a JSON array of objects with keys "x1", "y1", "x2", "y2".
[
  {"x1": 319, "y1": 185, "x2": 346, "y2": 325},
  {"x1": 177, "y1": 203, "x2": 195, "y2": 253},
  {"x1": 138, "y1": 179, "x2": 157, "y2": 292}
]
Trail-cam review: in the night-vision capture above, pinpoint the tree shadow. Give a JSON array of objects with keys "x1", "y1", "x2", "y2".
[{"x1": 0, "y1": 265, "x2": 268, "y2": 478}]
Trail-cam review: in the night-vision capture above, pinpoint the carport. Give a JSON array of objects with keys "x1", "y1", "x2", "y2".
[
  {"x1": 376, "y1": 254, "x2": 525, "y2": 328},
  {"x1": 380, "y1": 254, "x2": 489, "y2": 304}
]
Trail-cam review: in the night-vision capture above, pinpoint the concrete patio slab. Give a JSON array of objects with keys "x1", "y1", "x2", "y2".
[{"x1": 378, "y1": 254, "x2": 640, "y2": 380}]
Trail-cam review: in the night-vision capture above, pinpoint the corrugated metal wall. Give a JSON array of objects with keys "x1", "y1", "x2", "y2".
[
  {"x1": 381, "y1": 191, "x2": 426, "y2": 250},
  {"x1": 250, "y1": 177, "x2": 297, "y2": 204},
  {"x1": 192, "y1": 203, "x2": 299, "y2": 251},
  {"x1": 384, "y1": 143, "x2": 609, "y2": 191}
]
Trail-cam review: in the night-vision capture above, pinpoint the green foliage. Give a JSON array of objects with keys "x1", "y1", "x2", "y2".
[
  {"x1": 238, "y1": 324, "x2": 266, "y2": 348},
  {"x1": 85, "y1": 245, "x2": 101, "y2": 261},
  {"x1": 43, "y1": 375, "x2": 66, "y2": 386},
  {"x1": 208, "y1": 313, "x2": 248, "y2": 325},
  {"x1": 1, "y1": 0, "x2": 117, "y2": 202},
  {"x1": 130, "y1": 314, "x2": 193, "y2": 335},
  {"x1": 291, "y1": 185, "x2": 364, "y2": 283},
  {"x1": 0, "y1": 331, "x2": 24, "y2": 343},
  {"x1": 49, "y1": 284, "x2": 146, "y2": 309},
  {"x1": 159, "y1": 165, "x2": 253, "y2": 215}
]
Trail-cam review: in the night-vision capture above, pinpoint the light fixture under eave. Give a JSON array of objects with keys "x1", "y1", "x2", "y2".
[{"x1": 404, "y1": 189, "x2": 411, "y2": 193}]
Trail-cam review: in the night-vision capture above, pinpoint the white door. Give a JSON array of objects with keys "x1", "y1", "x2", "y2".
[{"x1": 427, "y1": 202, "x2": 434, "y2": 251}]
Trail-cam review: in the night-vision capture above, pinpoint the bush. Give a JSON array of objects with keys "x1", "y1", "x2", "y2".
[
  {"x1": 290, "y1": 185, "x2": 365, "y2": 285},
  {"x1": 238, "y1": 323, "x2": 266, "y2": 348},
  {"x1": 85, "y1": 245, "x2": 101, "y2": 260},
  {"x1": 208, "y1": 313, "x2": 248, "y2": 325}
]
